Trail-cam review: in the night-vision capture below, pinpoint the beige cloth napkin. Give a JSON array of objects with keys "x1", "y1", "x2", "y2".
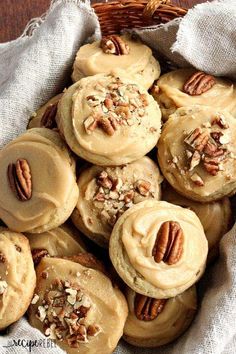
[{"x1": 0, "y1": 0, "x2": 236, "y2": 353}]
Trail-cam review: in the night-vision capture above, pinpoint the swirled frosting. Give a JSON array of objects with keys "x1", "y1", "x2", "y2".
[
  {"x1": 29, "y1": 257, "x2": 128, "y2": 354},
  {"x1": 124, "y1": 286, "x2": 197, "y2": 347},
  {"x1": 72, "y1": 35, "x2": 160, "y2": 89},
  {"x1": 158, "y1": 106, "x2": 236, "y2": 201},
  {"x1": 155, "y1": 69, "x2": 236, "y2": 120},
  {"x1": 57, "y1": 72, "x2": 161, "y2": 166},
  {"x1": 0, "y1": 128, "x2": 78, "y2": 232},
  {"x1": 110, "y1": 200, "x2": 208, "y2": 298}
]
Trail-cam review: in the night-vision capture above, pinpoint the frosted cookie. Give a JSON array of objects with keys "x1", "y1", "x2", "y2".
[
  {"x1": 0, "y1": 228, "x2": 36, "y2": 330},
  {"x1": 123, "y1": 285, "x2": 197, "y2": 347},
  {"x1": 28, "y1": 257, "x2": 128, "y2": 354},
  {"x1": 28, "y1": 94, "x2": 62, "y2": 129},
  {"x1": 71, "y1": 157, "x2": 162, "y2": 247},
  {"x1": 57, "y1": 73, "x2": 161, "y2": 165},
  {"x1": 163, "y1": 185, "x2": 232, "y2": 262},
  {"x1": 26, "y1": 224, "x2": 87, "y2": 265},
  {"x1": 158, "y1": 106, "x2": 236, "y2": 202},
  {"x1": 152, "y1": 69, "x2": 236, "y2": 120},
  {"x1": 0, "y1": 128, "x2": 79, "y2": 233},
  {"x1": 72, "y1": 35, "x2": 160, "y2": 89},
  {"x1": 109, "y1": 200, "x2": 208, "y2": 299}
]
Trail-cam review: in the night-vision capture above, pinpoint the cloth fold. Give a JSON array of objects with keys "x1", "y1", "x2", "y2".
[{"x1": 0, "y1": 0, "x2": 236, "y2": 353}]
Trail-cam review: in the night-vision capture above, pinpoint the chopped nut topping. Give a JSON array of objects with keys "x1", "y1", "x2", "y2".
[
  {"x1": 100, "y1": 35, "x2": 130, "y2": 55},
  {"x1": 93, "y1": 171, "x2": 154, "y2": 226},
  {"x1": 31, "y1": 294, "x2": 40, "y2": 305},
  {"x1": 184, "y1": 118, "x2": 231, "y2": 180},
  {"x1": 15, "y1": 245, "x2": 22, "y2": 252},
  {"x1": 190, "y1": 173, "x2": 204, "y2": 186},
  {"x1": 83, "y1": 78, "x2": 148, "y2": 136},
  {"x1": 35, "y1": 279, "x2": 100, "y2": 347}
]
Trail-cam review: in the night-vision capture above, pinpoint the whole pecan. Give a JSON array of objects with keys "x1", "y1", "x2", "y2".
[
  {"x1": 134, "y1": 293, "x2": 166, "y2": 321},
  {"x1": 100, "y1": 35, "x2": 130, "y2": 55},
  {"x1": 152, "y1": 221, "x2": 183, "y2": 265},
  {"x1": 40, "y1": 103, "x2": 58, "y2": 129},
  {"x1": 31, "y1": 248, "x2": 49, "y2": 266},
  {"x1": 183, "y1": 71, "x2": 216, "y2": 96},
  {"x1": 7, "y1": 159, "x2": 32, "y2": 201}
]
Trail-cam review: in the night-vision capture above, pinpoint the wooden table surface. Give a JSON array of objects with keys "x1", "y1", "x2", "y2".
[{"x1": 0, "y1": 0, "x2": 206, "y2": 43}]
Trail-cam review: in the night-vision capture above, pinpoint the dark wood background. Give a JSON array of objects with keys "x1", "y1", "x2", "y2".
[{"x1": 0, "y1": 0, "x2": 206, "y2": 43}]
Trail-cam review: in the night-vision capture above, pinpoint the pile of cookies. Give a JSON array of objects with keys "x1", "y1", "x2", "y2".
[{"x1": 0, "y1": 34, "x2": 235, "y2": 353}]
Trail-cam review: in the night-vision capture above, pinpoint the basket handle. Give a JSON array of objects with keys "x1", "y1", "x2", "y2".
[{"x1": 143, "y1": 0, "x2": 171, "y2": 18}]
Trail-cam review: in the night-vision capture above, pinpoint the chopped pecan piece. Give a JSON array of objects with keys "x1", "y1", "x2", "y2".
[
  {"x1": 96, "y1": 171, "x2": 113, "y2": 189},
  {"x1": 7, "y1": 159, "x2": 32, "y2": 201},
  {"x1": 212, "y1": 115, "x2": 229, "y2": 129},
  {"x1": 184, "y1": 128, "x2": 209, "y2": 152},
  {"x1": 40, "y1": 103, "x2": 58, "y2": 129},
  {"x1": 183, "y1": 71, "x2": 216, "y2": 96},
  {"x1": 203, "y1": 160, "x2": 220, "y2": 176},
  {"x1": 152, "y1": 221, "x2": 183, "y2": 265},
  {"x1": 100, "y1": 35, "x2": 130, "y2": 55},
  {"x1": 134, "y1": 293, "x2": 166, "y2": 321},
  {"x1": 189, "y1": 150, "x2": 201, "y2": 171},
  {"x1": 190, "y1": 173, "x2": 204, "y2": 186},
  {"x1": 136, "y1": 180, "x2": 151, "y2": 196},
  {"x1": 0, "y1": 253, "x2": 6, "y2": 263},
  {"x1": 32, "y1": 248, "x2": 49, "y2": 266}
]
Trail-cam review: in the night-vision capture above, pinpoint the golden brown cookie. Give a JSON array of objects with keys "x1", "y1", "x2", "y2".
[
  {"x1": 56, "y1": 72, "x2": 161, "y2": 165},
  {"x1": 72, "y1": 35, "x2": 160, "y2": 89},
  {"x1": 0, "y1": 128, "x2": 78, "y2": 233},
  {"x1": 153, "y1": 69, "x2": 236, "y2": 120},
  {"x1": 28, "y1": 257, "x2": 128, "y2": 354},
  {"x1": 109, "y1": 200, "x2": 208, "y2": 299},
  {"x1": 123, "y1": 286, "x2": 197, "y2": 347},
  {"x1": 71, "y1": 157, "x2": 163, "y2": 247},
  {"x1": 0, "y1": 228, "x2": 36, "y2": 330},
  {"x1": 158, "y1": 106, "x2": 236, "y2": 202}
]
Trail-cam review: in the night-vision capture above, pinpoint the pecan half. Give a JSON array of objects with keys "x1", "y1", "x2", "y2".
[
  {"x1": 152, "y1": 221, "x2": 183, "y2": 265},
  {"x1": 7, "y1": 159, "x2": 32, "y2": 201},
  {"x1": 100, "y1": 35, "x2": 130, "y2": 55},
  {"x1": 40, "y1": 103, "x2": 58, "y2": 129},
  {"x1": 183, "y1": 71, "x2": 216, "y2": 96},
  {"x1": 134, "y1": 293, "x2": 166, "y2": 321},
  {"x1": 32, "y1": 248, "x2": 49, "y2": 266}
]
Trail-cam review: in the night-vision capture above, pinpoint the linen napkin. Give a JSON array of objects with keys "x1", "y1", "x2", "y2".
[{"x1": 0, "y1": 1, "x2": 236, "y2": 353}]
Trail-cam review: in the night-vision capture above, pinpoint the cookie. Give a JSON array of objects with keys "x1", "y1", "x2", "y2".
[
  {"x1": 0, "y1": 128, "x2": 79, "y2": 233},
  {"x1": 71, "y1": 157, "x2": 163, "y2": 247},
  {"x1": 158, "y1": 106, "x2": 236, "y2": 202},
  {"x1": 28, "y1": 94, "x2": 62, "y2": 129},
  {"x1": 0, "y1": 228, "x2": 36, "y2": 330},
  {"x1": 72, "y1": 35, "x2": 160, "y2": 89},
  {"x1": 26, "y1": 224, "x2": 87, "y2": 265},
  {"x1": 123, "y1": 285, "x2": 197, "y2": 347},
  {"x1": 162, "y1": 185, "x2": 232, "y2": 262},
  {"x1": 109, "y1": 200, "x2": 208, "y2": 299},
  {"x1": 28, "y1": 257, "x2": 128, "y2": 354},
  {"x1": 152, "y1": 69, "x2": 236, "y2": 121},
  {"x1": 57, "y1": 72, "x2": 161, "y2": 165}
]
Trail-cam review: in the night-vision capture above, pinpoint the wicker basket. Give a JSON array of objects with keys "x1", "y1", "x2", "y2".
[{"x1": 92, "y1": 0, "x2": 192, "y2": 36}]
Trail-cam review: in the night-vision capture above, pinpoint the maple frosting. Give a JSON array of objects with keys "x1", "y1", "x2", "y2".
[
  {"x1": 29, "y1": 257, "x2": 128, "y2": 354},
  {"x1": 110, "y1": 200, "x2": 208, "y2": 298},
  {"x1": 154, "y1": 69, "x2": 236, "y2": 120},
  {"x1": 124, "y1": 286, "x2": 197, "y2": 347},
  {"x1": 57, "y1": 73, "x2": 161, "y2": 165},
  {"x1": 158, "y1": 106, "x2": 236, "y2": 202},
  {"x1": 72, "y1": 35, "x2": 160, "y2": 89},
  {"x1": 0, "y1": 228, "x2": 36, "y2": 329},
  {"x1": 0, "y1": 128, "x2": 78, "y2": 233},
  {"x1": 26, "y1": 224, "x2": 86, "y2": 259},
  {"x1": 163, "y1": 186, "x2": 232, "y2": 259},
  {"x1": 71, "y1": 157, "x2": 163, "y2": 247}
]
